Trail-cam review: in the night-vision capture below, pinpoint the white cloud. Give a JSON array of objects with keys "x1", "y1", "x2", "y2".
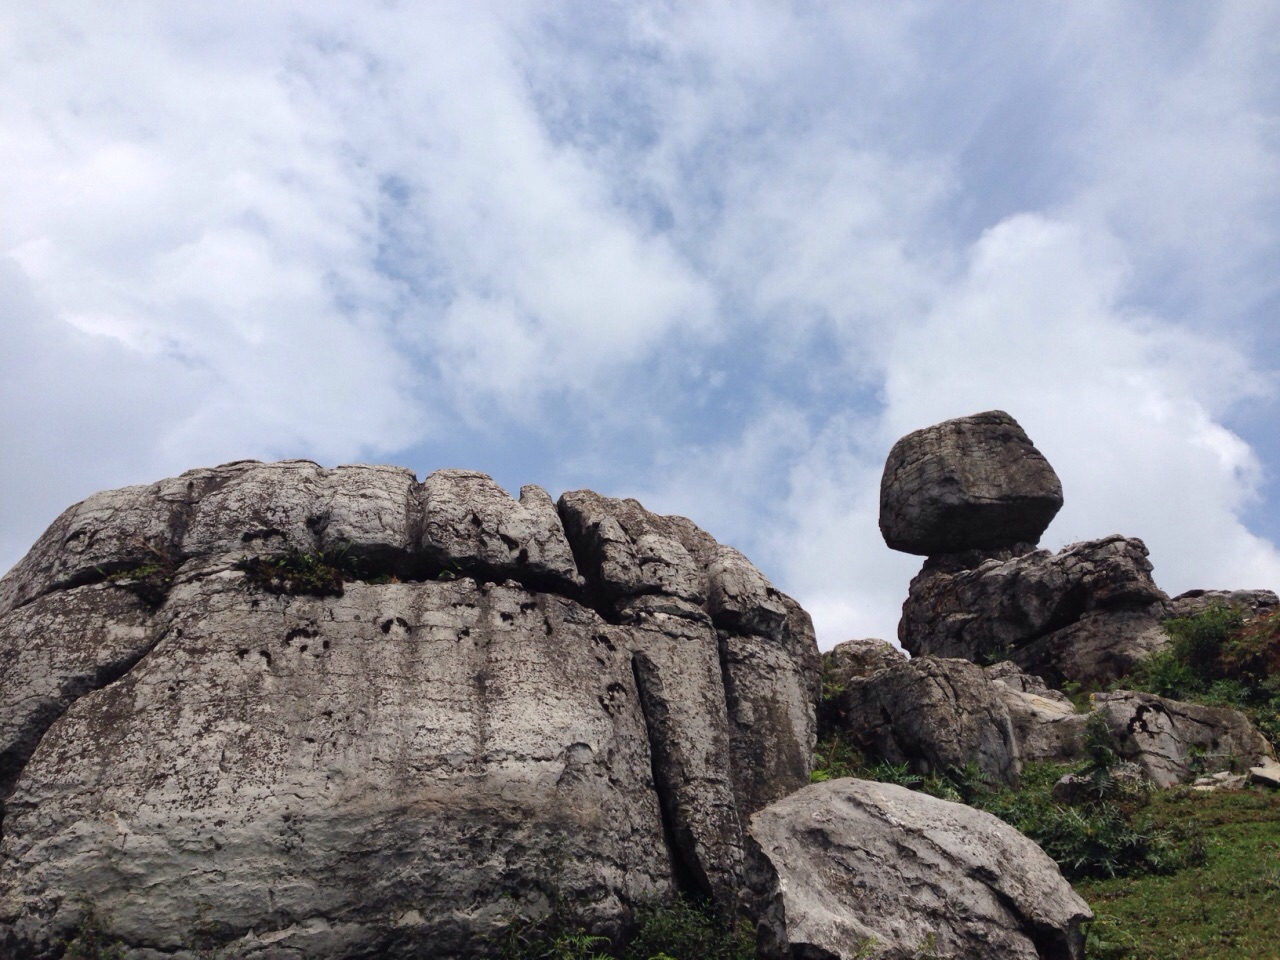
[{"x1": 2, "y1": 3, "x2": 1279, "y2": 660}]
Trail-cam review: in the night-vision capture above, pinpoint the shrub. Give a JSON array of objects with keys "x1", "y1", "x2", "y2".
[{"x1": 1128, "y1": 603, "x2": 1280, "y2": 748}]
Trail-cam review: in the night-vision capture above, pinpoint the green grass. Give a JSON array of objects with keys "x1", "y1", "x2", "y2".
[{"x1": 1078, "y1": 787, "x2": 1280, "y2": 960}]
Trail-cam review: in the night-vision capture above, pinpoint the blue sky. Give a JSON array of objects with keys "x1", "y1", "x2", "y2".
[{"x1": 3, "y1": 2, "x2": 1279, "y2": 648}]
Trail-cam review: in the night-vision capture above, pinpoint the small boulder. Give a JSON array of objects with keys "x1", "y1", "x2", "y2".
[
  {"x1": 823, "y1": 638, "x2": 907, "y2": 685},
  {"x1": 747, "y1": 778, "x2": 1091, "y2": 960},
  {"x1": 879, "y1": 410, "x2": 1063, "y2": 557},
  {"x1": 825, "y1": 656, "x2": 1021, "y2": 786},
  {"x1": 1249, "y1": 757, "x2": 1280, "y2": 788}
]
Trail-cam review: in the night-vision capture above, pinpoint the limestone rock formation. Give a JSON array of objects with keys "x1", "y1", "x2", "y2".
[
  {"x1": 746, "y1": 778, "x2": 1091, "y2": 960},
  {"x1": 821, "y1": 653, "x2": 1273, "y2": 790},
  {"x1": 0, "y1": 461, "x2": 819, "y2": 959},
  {"x1": 1167, "y1": 588, "x2": 1279, "y2": 621},
  {"x1": 1093, "y1": 691, "x2": 1276, "y2": 788},
  {"x1": 824, "y1": 656, "x2": 1022, "y2": 786},
  {"x1": 899, "y1": 535, "x2": 1171, "y2": 687},
  {"x1": 879, "y1": 410, "x2": 1063, "y2": 557}
]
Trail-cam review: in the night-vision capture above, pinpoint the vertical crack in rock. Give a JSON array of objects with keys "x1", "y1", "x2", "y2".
[{"x1": 631, "y1": 654, "x2": 705, "y2": 903}]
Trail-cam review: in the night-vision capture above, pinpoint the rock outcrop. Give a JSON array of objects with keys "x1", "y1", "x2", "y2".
[
  {"x1": 0, "y1": 461, "x2": 818, "y2": 959},
  {"x1": 1092, "y1": 690, "x2": 1275, "y2": 788},
  {"x1": 879, "y1": 410, "x2": 1063, "y2": 557},
  {"x1": 824, "y1": 656, "x2": 1023, "y2": 786},
  {"x1": 1167, "y1": 588, "x2": 1279, "y2": 621},
  {"x1": 746, "y1": 778, "x2": 1091, "y2": 960},
  {"x1": 899, "y1": 535, "x2": 1171, "y2": 686},
  {"x1": 820, "y1": 653, "x2": 1273, "y2": 789}
]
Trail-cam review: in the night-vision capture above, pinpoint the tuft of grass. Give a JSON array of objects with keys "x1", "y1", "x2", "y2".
[
  {"x1": 62, "y1": 905, "x2": 126, "y2": 960},
  {"x1": 493, "y1": 894, "x2": 754, "y2": 960}
]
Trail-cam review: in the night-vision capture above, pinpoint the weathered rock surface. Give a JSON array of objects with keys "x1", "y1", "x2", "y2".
[
  {"x1": 879, "y1": 410, "x2": 1063, "y2": 557},
  {"x1": 1167, "y1": 588, "x2": 1279, "y2": 621},
  {"x1": 0, "y1": 461, "x2": 820, "y2": 959},
  {"x1": 822, "y1": 650, "x2": 1277, "y2": 793},
  {"x1": 900, "y1": 535, "x2": 1171, "y2": 687},
  {"x1": 984, "y1": 662, "x2": 1086, "y2": 765},
  {"x1": 823, "y1": 638, "x2": 906, "y2": 684},
  {"x1": 824, "y1": 657, "x2": 1022, "y2": 786},
  {"x1": 747, "y1": 778, "x2": 1091, "y2": 960},
  {"x1": 1092, "y1": 691, "x2": 1276, "y2": 788}
]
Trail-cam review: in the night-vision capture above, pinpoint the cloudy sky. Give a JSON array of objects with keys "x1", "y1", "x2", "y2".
[{"x1": 3, "y1": 2, "x2": 1279, "y2": 648}]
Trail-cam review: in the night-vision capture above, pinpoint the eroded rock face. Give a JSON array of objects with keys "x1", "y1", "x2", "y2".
[
  {"x1": 0, "y1": 461, "x2": 819, "y2": 959},
  {"x1": 1094, "y1": 691, "x2": 1276, "y2": 788},
  {"x1": 1167, "y1": 589, "x2": 1279, "y2": 621},
  {"x1": 747, "y1": 778, "x2": 1091, "y2": 960},
  {"x1": 900, "y1": 536, "x2": 1171, "y2": 687},
  {"x1": 825, "y1": 657, "x2": 1022, "y2": 787},
  {"x1": 879, "y1": 410, "x2": 1063, "y2": 557}
]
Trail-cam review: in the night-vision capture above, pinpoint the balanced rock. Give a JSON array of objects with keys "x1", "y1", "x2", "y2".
[
  {"x1": 900, "y1": 535, "x2": 1171, "y2": 687},
  {"x1": 879, "y1": 410, "x2": 1063, "y2": 557},
  {"x1": 0, "y1": 461, "x2": 819, "y2": 959},
  {"x1": 747, "y1": 778, "x2": 1091, "y2": 960}
]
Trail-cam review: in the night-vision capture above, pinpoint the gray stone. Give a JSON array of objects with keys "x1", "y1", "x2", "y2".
[
  {"x1": 900, "y1": 535, "x2": 1170, "y2": 687},
  {"x1": 747, "y1": 778, "x2": 1091, "y2": 960},
  {"x1": 985, "y1": 664, "x2": 1087, "y2": 766},
  {"x1": 557, "y1": 490, "x2": 708, "y2": 604},
  {"x1": 0, "y1": 575, "x2": 673, "y2": 959},
  {"x1": 0, "y1": 584, "x2": 165, "y2": 798},
  {"x1": 826, "y1": 656, "x2": 1021, "y2": 786},
  {"x1": 824, "y1": 638, "x2": 906, "y2": 685},
  {"x1": 0, "y1": 462, "x2": 822, "y2": 959},
  {"x1": 880, "y1": 410, "x2": 1063, "y2": 557},
  {"x1": 418, "y1": 469, "x2": 582, "y2": 592},
  {"x1": 1094, "y1": 690, "x2": 1276, "y2": 788},
  {"x1": 1248, "y1": 757, "x2": 1280, "y2": 788},
  {"x1": 1167, "y1": 588, "x2": 1279, "y2": 620}
]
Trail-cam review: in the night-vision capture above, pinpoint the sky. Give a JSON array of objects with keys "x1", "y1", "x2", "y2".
[{"x1": 3, "y1": 2, "x2": 1280, "y2": 649}]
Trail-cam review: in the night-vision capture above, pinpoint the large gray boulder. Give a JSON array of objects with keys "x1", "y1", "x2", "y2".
[
  {"x1": 747, "y1": 778, "x2": 1091, "y2": 960},
  {"x1": 900, "y1": 535, "x2": 1171, "y2": 687},
  {"x1": 879, "y1": 411, "x2": 1063, "y2": 557},
  {"x1": 0, "y1": 461, "x2": 820, "y2": 959}
]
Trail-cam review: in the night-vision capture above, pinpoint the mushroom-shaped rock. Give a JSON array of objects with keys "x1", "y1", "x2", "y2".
[
  {"x1": 747, "y1": 778, "x2": 1092, "y2": 960},
  {"x1": 880, "y1": 410, "x2": 1063, "y2": 557}
]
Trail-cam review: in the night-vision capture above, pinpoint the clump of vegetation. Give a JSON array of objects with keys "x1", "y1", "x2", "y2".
[
  {"x1": 1128, "y1": 603, "x2": 1280, "y2": 744},
  {"x1": 100, "y1": 538, "x2": 181, "y2": 608},
  {"x1": 493, "y1": 894, "x2": 754, "y2": 960},
  {"x1": 236, "y1": 547, "x2": 348, "y2": 597},
  {"x1": 62, "y1": 905, "x2": 126, "y2": 960}
]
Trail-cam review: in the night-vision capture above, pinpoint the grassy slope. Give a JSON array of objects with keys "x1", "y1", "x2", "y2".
[{"x1": 1077, "y1": 787, "x2": 1280, "y2": 960}]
